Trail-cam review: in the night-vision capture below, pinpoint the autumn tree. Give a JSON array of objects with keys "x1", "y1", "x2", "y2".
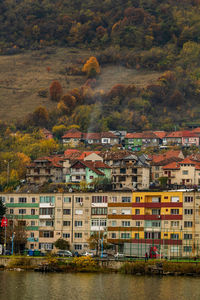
[
  {"x1": 61, "y1": 94, "x2": 77, "y2": 113},
  {"x1": 52, "y1": 124, "x2": 67, "y2": 139},
  {"x1": 27, "y1": 106, "x2": 49, "y2": 127},
  {"x1": 49, "y1": 80, "x2": 63, "y2": 101},
  {"x1": 54, "y1": 238, "x2": 70, "y2": 250},
  {"x1": 82, "y1": 56, "x2": 100, "y2": 78}
]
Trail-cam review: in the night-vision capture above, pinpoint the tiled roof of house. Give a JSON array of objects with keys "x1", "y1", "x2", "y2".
[
  {"x1": 179, "y1": 157, "x2": 195, "y2": 165},
  {"x1": 71, "y1": 160, "x2": 110, "y2": 175},
  {"x1": 82, "y1": 132, "x2": 101, "y2": 140},
  {"x1": 165, "y1": 130, "x2": 199, "y2": 138},
  {"x1": 78, "y1": 151, "x2": 101, "y2": 160},
  {"x1": 62, "y1": 128, "x2": 82, "y2": 139},
  {"x1": 101, "y1": 132, "x2": 117, "y2": 138},
  {"x1": 188, "y1": 153, "x2": 200, "y2": 162},
  {"x1": 153, "y1": 131, "x2": 167, "y2": 139},
  {"x1": 29, "y1": 156, "x2": 63, "y2": 168},
  {"x1": 152, "y1": 157, "x2": 182, "y2": 166},
  {"x1": 151, "y1": 150, "x2": 184, "y2": 163},
  {"x1": 162, "y1": 162, "x2": 180, "y2": 170},
  {"x1": 192, "y1": 127, "x2": 200, "y2": 133},
  {"x1": 100, "y1": 150, "x2": 133, "y2": 160},
  {"x1": 125, "y1": 131, "x2": 158, "y2": 139}
]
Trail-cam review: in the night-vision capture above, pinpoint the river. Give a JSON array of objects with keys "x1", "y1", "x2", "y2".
[{"x1": 0, "y1": 271, "x2": 199, "y2": 300}]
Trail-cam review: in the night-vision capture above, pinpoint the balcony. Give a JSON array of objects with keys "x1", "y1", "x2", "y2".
[{"x1": 39, "y1": 215, "x2": 54, "y2": 219}]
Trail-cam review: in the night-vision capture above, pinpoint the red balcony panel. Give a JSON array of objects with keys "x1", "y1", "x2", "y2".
[
  {"x1": 132, "y1": 202, "x2": 182, "y2": 208},
  {"x1": 132, "y1": 215, "x2": 182, "y2": 220},
  {"x1": 131, "y1": 239, "x2": 182, "y2": 245}
]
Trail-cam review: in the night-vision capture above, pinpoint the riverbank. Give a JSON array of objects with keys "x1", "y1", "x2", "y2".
[{"x1": 1, "y1": 256, "x2": 200, "y2": 276}]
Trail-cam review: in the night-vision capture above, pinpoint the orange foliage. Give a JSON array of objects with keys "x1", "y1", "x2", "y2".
[{"x1": 49, "y1": 80, "x2": 63, "y2": 101}]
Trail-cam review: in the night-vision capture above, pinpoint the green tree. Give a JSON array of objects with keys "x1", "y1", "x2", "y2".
[{"x1": 54, "y1": 238, "x2": 70, "y2": 250}]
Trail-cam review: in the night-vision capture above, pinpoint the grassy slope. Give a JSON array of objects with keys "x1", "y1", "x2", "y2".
[{"x1": 0, "y1": 47, "x2": 162, "y2": 122}]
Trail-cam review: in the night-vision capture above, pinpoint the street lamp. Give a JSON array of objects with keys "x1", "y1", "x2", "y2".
[{"x1": 4, "y1": 160, "x2": 13, "y2": 185}]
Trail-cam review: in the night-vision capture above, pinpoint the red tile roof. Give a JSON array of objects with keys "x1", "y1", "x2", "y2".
[
  {"x1": 82, "y1": 133, "x2": 101, "y2": 140},
  {"x1": 101, "y1": 132, "x2": 117, "y2": 138},
  {"x1": 179, "y1": 157, "x2": 195, "y2": 165},
  {"x1": 166, "y1": 130, "x2": 199, "y2": 138},
  {"x1": 151, "y1": 150, "x2": 183, "y2": 163},
  {"x1": 163, "y1": 162, "x2": 180, "y2": 170},
  {"x1": 153, "y1": 131, "x2": 167, "y2": 139},
  {"x1": 62, "y1": 128, "x2": 82, "y2": 139},
  {"x1": 71, "y1": 160, "x2": 111, "y2": 175},
  {"x1": 125, "y1": 131, "x2": 158, "y2": 139},
  {"x1": 78, "y1": 151, "x2": 101, "y2": 160}
]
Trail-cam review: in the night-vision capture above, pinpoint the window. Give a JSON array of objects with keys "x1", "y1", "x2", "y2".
[
  {"x1": 19, "y1": 209, "x2": 26, "y2": 214},
  {"x1": 91, "y1": 219, "x2": 106, "y2": 227},
  {"x1": 10, "y1": 197, "x2": 14, "y2": 203},
  {"x1": 170, "y1": 234, "x2": 179, "y2": 239},
  {"x1": 135, "y1": 197, "x2": 140, "y2": 203},
  {"x1": 171, "y1": 196, "x2": 179, "y2": 203},
  {"x1": 40, "y1": 196, "x2": 55, "y2": 203},
  {"x1": 184, "y1": 209, "x2": 193, "y2": 215},
  {"x1": 75, "y1": 209, "x2": 83, "y2": 215},
  {"x1": 30, "y1": 232, "x2": 34, "y2": 238},
  {"x1": 182, "y1": 170, "x2": 188, "y2": 175},
  {"x1": 152, "y1": 221, "x2": 161, "y2": 227},
  {"x1": 152, "y1": 197, "x2": 161, "y2": 203},
  {"x1": 112, "y1": 197, "x2": 117, "y2": 203},
  {"x1": 63, "y1": 221, "x2": 70, "y2": 226},
  {"x1": 39, "y1": 243, "x2": 53, "y2": 250},
  {"x1": 91, "y1": 207, "x2": 107, "y2": 215},
  {"x1": 171, "y1": 246, "x2": 179, "y2": 253},
  {"x1": 74, "y1": 244, "x2": 82, "y2": 250},
  {"x1": 76, "y1": 197, "x2": 83, "y2": 203},
  {"x1": 10, "y1": 209, "x2": 14, "y2": 214},
  {"x1": 111, "y1": 233, "x2": 116, "y2": 238},
  {"x1": 122, "y1": 221, "x2": 130, "y2": 227},
  {"x1": 184, "y1": 234, "x2": 192, "y2": 240},
  {"x1": 184, "y1": 221, "x2": 193, "y2": 227},
  {"x1": 18, "y1": 197, "x2": 26, "y2": 203},
  {"x1": 171, "y1": 209, "x2": 179, "y2": 215},
  {"x1": 40, "y1": 208, "x2": 54, "y2": 215},
  {"x1": 184, "y1": 196, "x2": 193, "y2": 203},
  {"x1": 75, "y1": 221, "x2": 83, "y2": 227},
  {"x1": 39, "y1": 231, "x2": 54, "y2": 238},
  {"x1": 122, "y1": 197, "x2": 131, "y2": 203},
  {"x1": 92, "y1": 196, "x2": 107, "y2": 203},
  {"x1": 184, "y1": 246, "x2": 192, "y2": 252},
  {"x1": 63, "y1": 209, "x2": 71, "y2": 215},
  {"x1": 31, "y1": 209, "x2": 35, "y2": 215},
  {"x1": 63, "y1": 233, "x2": 70, "y2": 238},
  {"x1": 64, "y1": 197, "x2": 71, "y2": 203},
  {"x1": 155, "y1": 166, "x2": 160, "y2": 171},
  {"x1": 155, "y1": 173, "x2": 159, "y2": 179},
  {"x1": 112, "y1": 209, "x2": 117, "y2": 215},
  {"x1": 112, "y1": 221, "x2": 116, "y2": 227},
  {"x1": 122, "y1": 209, "x2": 131, "y2": 215},
  {"x1": 31, "y1": 221, "x2": 35, "y2": 226},
  {"x1": 121, "y1": 233, "x2": 130, "y2": 239},
  {"x1": 32, "y1": 198, "x2": 36, "y2": 203},
  {"x1": 152, "y1": 209, "x2": 160, "y2": 215},
  {"x1": 75, "y1": 233, "x2": 82, "y2": 238},
  {"x1": 145, "y1": 232, "x2": 161, "y2": 239},
  {"x1": 135, "y1": 233, "x2": 139, "y2": 239},
  {"x1": 136, "y1": 221, "x2": 140, "y2": 227},
  {"x1": 171, "y1": 221, "x2": 179, "y2": 227}
]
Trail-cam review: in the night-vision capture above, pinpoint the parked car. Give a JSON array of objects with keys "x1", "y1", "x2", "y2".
[
  {"x1": 114, "y1": 252, "x2": 125, "y2": 259},
  {"x1": 4, "y1": 250, "x2": 11, "y2": 255},
  {"x1": 57, "y1": 250, "x2": 73, "y2": 257},
  {"x1": 81, "y1": 251, "x2": 95, "y2": 257}
]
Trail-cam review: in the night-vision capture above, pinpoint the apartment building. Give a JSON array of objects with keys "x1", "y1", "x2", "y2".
[{"x1": 2, "y1": 190, "x2": 200, "y2": 257}]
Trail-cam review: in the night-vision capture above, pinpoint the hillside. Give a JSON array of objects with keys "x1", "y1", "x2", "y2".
[
  {"x1": 1, "y1": 0, "x2": 200, "y2": 131},
  {"x1": 0, "y1": 48, "x2": 161, "y2": 121}
]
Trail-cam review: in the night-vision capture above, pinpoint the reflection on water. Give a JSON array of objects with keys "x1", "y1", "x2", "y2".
[{"x1": 0, "y1": 271, "x2": 200, "y2": 300}]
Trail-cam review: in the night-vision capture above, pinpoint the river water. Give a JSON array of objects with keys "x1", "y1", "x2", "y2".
[{"x1": 0, "y1": 271, "x2": 199, "y2": 300}]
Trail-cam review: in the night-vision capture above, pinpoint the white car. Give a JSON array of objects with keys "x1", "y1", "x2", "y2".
[
  {"x1": 114, "y1": 252, "x2": 125, "y2": 259},
  {"x1": 82, "y1": 251, "x2": 95, "y2": 257}
]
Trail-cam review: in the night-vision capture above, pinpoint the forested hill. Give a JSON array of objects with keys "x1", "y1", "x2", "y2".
[
  {"x1": 1, "y1": 0, "x2": 200, "y2": 52},
  {"x1": 1, "y1": 0, "x2": 200, "y2": 131}
]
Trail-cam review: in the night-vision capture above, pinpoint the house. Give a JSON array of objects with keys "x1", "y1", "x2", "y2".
[
  {"x1": 101, "y1": 151, "x2": 150, "y2": 190},
  {"x1": 125, "y1": 131, "x2": 160, "y2": 151},
  {"x1": 26, "y1": 156, "x2": 63, "y2": 184},
  {"x1": 150, "y1": 150, "x2": 184, "y2": 183},
  {"x1": 62, "y1": 128, "x2": 82, "y2": 146},
  {"x1": 82, "y1": 133, "x2": 101, "y2": 144},
  {"x1": 41, "y1": 128, "x2": 53, "y2": 140},
  {"x1": 65, "y1": 160, "x2": 111, "y2": 185},
  {"x1": 101, "y1": 132, "x2": 119, "y2": 145},
  {"x1": 164, "y1": 130, "x2": 199, "y2": 146},
  {"x1": 162, "y1": 157, "x2": 200, "y2": 186}
]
